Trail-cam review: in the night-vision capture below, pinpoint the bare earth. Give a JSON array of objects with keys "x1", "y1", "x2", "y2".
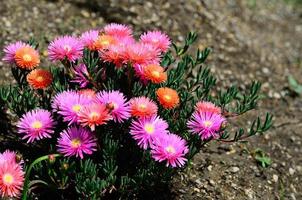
[{"x1": 0, "y1": 0, "x2": 301, "y2": 199}]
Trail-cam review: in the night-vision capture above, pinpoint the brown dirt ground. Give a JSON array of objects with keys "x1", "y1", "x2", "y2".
[{"x1": 0, "y1": 0, "x2": 302, "y2": 199}]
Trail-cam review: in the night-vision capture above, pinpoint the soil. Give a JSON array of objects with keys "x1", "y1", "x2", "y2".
[{"x1": 0, "y1": 0, "x2": 302, "y2": 199}]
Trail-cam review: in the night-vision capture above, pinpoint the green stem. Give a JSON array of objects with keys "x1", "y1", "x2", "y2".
[{"x1": 22, "y1": 154, "x2": 61, "y2": 200}]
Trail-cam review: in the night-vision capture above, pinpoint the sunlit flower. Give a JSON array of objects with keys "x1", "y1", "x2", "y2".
[
  {"x1": 96, "y1": 90, "x2": 130, "y2": 123},
  {"x1": 94, "y1": 34, "x2": 116, "y2": 50},
  {"x1": 130, "y1": 115, "x2": 169, "y2": 149},
  {"x1": 140, "y1": 30, "x2": 171, "y2": 53},
  {"x1": 104, "y1": 23, "x2": 133, "y2": 38},
  {"x1": 2, "y1": 41, "x2": 29, "y2": 64},
  {"x1": 144, "y1": 64, "x2": 167, "y2": 84},
  {"x1": 0, "y1": 162, "x2": 24, "y2": 198},
  {"x1": 151, "y1": 133, "x2": 188, "y2": 168},
  {"x1": 156, "y1": 87, "x2": 179, "y2": 109},
  {"x1": 17, "y1": 109, "x2": 55, "y2": 143},
  {"x1": 78, "y1": 104, "x2": 111, "y2": 130},
  {"x1": 14, "y1": 46, "x2": 40, "y2": 69},
  {"x1": 70, "y1": 64, "x2": 90, "y2": 88},
  {"x1": 129, "y1": 97, "x2": 158, "y2": 118},
  {"x1": 187, "y1": 111, "x2": 226, "y2": 140},
  {"x1": 195, "y1": 101, "x2": 222, "y2": 114},
  {"x1": 48, "y1": 35, "x2": 83, "y2": 62},
  {"x1": 80, "y1": 30, "x2": 100, "y2": 50},
  {"x1": 27, "y1": 69, "x2": 53, "y2": 89},
  {"x1": 122, "y1": 43, "x2": 160, "y2": 65},
  {"x1": 57, "y1": 126, "x2": 97, "y2": 159}
]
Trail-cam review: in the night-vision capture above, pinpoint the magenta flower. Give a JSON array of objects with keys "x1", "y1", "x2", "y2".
[
  {"x1": 51, "y1": 90, "x2": 78, "y2": 111},
  {"x1": 96, "y1": 90, "x2": 130, "y2": 123},
  {"x1": 57, "y1": 126, "x2": 97, "y2": 159},
  {"x1": 48, "y1": 35, "x2": 84, "y2": 62},
  {"x1": 17, "y1": 109, "x2": 55, "y2": 143},
  {"x1": 130, "y1": 115, "x2": 169, "y2": 149},
  {"x1": 151, "y1": 133, "x2": 188, "y2": 168},
  {"x1": 140, "y1": 31, "x2": 171, "y2": 53},
  {"x1": 80, "y1": 29, "x2": 100, "y2": 51},
  {"x1": 53, "y1": 91, "x2": 92, "y2": 125},
  {"x1": 104, "y1": 23, "x2": 133, "y2": 38},
  {"x1": 2, "y1": 41, "x2": 29, "y2": 64},
  {"x1": 187, "y1": 111, "x2": 226, "y2": 140},
  {"x1": 70, "y1": 64, "x2": 90, "y2": 88},
  {"x1": 0, "y1": 150, "x2": 18, "y2": 166}
]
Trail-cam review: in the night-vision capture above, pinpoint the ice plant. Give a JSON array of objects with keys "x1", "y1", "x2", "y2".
[
  {"x1": 129, "y1": 97, "x2": 158, "y2": 118},
  {"x1": 2, "y1": 41, "x2": 29, "y2": 64},
  {"x1": 195, "y1": 101, "x2": 222, "y2": 114},
  {"x1": 130, "y1": 115, "x2": 169, "y2": 149},
  {"x1": 144, "y1": 64, "x2": 167, "y2": 84},
  {"x1": 14, "y1": 46, "x2": 40, "y2": 69},
  {"x1": 17, "y1": 109, "x2": 55, "y2": 143},
  {"x1": 57, "y1": 126, "x2": 97, "y2": 159},
  {"x1": 104, "y1": 23, "x2": 133, "y2": 38},
  {"x1": 48, "y1": 35, "x2": 83, "y2": 62},
  {"x1": 156, "y1": 87, "x2": 180, "y2": 109},
  {"x1": 94, "y1": 34, "x2": 116, "y2": 50},
  {"x1": 151, "y1": 133, "x2": 189, "y2": 168},
  {"x1": 78, "y1": 103, "x2": 111, "y2": 131},
  {"x1": 71, "y1": 64, "x2": 90, "y2": 88},
  {"x1": 80, "y1": 30, "x2": 100, "y2": 51},
  {"x1": 122, "y1": 43, "x2": 160, "y2": 65},
  {"x1": 96, "y1": 90, "x2": 130, "y2": 123},
  {"x1": 26, "y1": 69, "x2": 53, "y2": 89},
  {"x1": 187, "y1": 111, "x2": 226, "y2": 140},
  {"x1": 140, "y1": 30, "x2": 171, "y2": 53}
]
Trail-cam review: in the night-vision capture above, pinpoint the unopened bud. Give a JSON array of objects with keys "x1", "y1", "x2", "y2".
[{"x1": 48, "y1": 154, "x2": 56, "y2": 163}]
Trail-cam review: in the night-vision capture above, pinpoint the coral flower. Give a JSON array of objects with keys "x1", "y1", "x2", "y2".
[
  {"x1": 122, "y1": 43, "x2": 160, "y2": 65},
  {"x1": 14, "y1": 46, "x2": 40, "y2": 69},
  {"x1": 100, "y1": 44, "x2": 126, "y2": 67},
  {"x1": 151, "y1": 133, "x2": 188, "y2": 168},
  {"x1": 80, "y1": 30, "x2": 100, "y2": 50},
  {"x1": 70, "y1": 64, "x2": 90, "y2": 88},
  {"x1": 195, "y1": 101, "x2": 222, "y2": 114},
  {"x1": 27, "y1": 69, "x2": 53, "y2": 89},
  {"x1": 79, "y1": 89, "x2": 96, "y2": 100},
  {"x1": 78, "y1": 104, "x2": 111, "y2": 130},
  {"x1": 17, "y1": 109, "x2": 55, "y2": 143},
  {"x1": 130, "y1": 115, "x2": 169, "y2": 149},
  {"x1": 129, "y1": 97, "x2": 158, "y2": 118},
  {"x1": 48, "y1": 36, "x2": 83, "y2": 62},
  {"x1": 57, "y1": 126, "x2": 97, "y2": 159},
  {"x1": 104, "y1": 23, "x2": 133, "y2": 38},
  {"x1": 144, "y1": 64, "x2": 167, "y2": 84},
  {"x1": 140, "y1": 30, "x2": 171, "y2": 53},
  {"x1": 2, "y1": 41, "x2": 29, "y2": 64},
  {"x1": 55, "y1": 92, "x2": 92, "y2": 125},
  {"x1": 0, "y1": 162, "x2": 24, "y2": 198},
  {"x1": 156, "y1": 87, "x2": 180, "y2": 109},
  {"x1": 187, "y1": 111, "x2": 226, "y2": 140},
  {"x1": 94, "y1": 34, "x2": 116, "y2": 50},
  {"x1": 96, "y1": 90, "x2": 130, "y2": 123}
]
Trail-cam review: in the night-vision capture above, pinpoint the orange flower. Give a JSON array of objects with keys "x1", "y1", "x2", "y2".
[
  {"x1": 144, "y1": 64, "x2": 167, "y2": 84},
  {"x1": 27, "y1": 69, "x2": 53, "y2": 89},
  {"x1": 14, "y1": 46, "x2": 40, "y2": 69},
  {"x1": 93, "y1": 34, "x2": 116, "y2": 50},
  {"x1": 156, "y1": 87, "x2": 180, "y2": 109}
]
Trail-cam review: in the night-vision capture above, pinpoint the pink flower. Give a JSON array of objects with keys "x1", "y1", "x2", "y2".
[
  {"x1": 0, "y1": 151, "x2": 19, "y2": 166},
  {"x1": 57, "y1": 126, "x2": 97, "y2": 159},
  {"x1": 48, "y1": 35, "x2": 84, "y2": 62},
  {"x1": 195, "y1": 101, "x2": 222, "y2": 114},
  {"x1": 130, "y1": 115, "x2": 169, "y2": 149},
  {"x1": 122, "y1": 43, "x2": 160, "y2": 65},
  {"x1": 129, "y1": 97, "x2": 158, "y2": 118},
  {"x1": 187, "y1": 111, "x2": 226, "y2": 140},
  {"x1": 17, "y1": 109, "x2": 55, "y2": 143},
  {"x1": 51, "y1": 90, "x2": 78, "y2": 111},
  {"x1": 140, "y1": 31, "x2": 171, "y2": 53},
  {"x1": 96, "y1": 90, "x2": 130, "y2": 123},
  {"x1": 151, "y1": 133, "x2": 189, "y2": 168},
  {"x1": 2, "y1": 41, "x2": 29, "y2": 64},
  {"x1": 80, "y1": 30, "x2": 100, "y2": 51},
  {"x1": 0, "y1": 162, "x2": 24, "y2": 198},
  {"x1": 104, "y1": 23, "x2": 133, "y2": 38},
  {"x1": 70, "y1": 64, "x2": 90, "y2": 88}
]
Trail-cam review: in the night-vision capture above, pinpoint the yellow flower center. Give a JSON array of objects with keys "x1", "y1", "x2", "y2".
[
  {"x1": 71, "y1": 138, "x2": 81, "y2": 148},
  {"x1": 203, "y1": 120, "x2": 213, "y2": 128},
  {"x1": 138, "y1": 104, "x2": 147, "y2": 110},
  {"x1": 72, "y1": 104, "x2": 82, "y2": 112},
  {"x1": 23, "y1": 54, "x2": 32, "y2": 62},
  {"x1": 63, "y1": 45, "x2": 72, "y2": 52},
  {"x1": 165, "y1": 145, "x2": 176, "y2": 154},
  {"x1": 151, "y1": 70, "x2": 160, "y2": 78},
  {"x1": 31, "y1": 120, "x2": 43, "y2": 129},
  {"x1": 164, "y1": 95, "x2": 171, "y2": 101},
  {"x1": 101, "y1": 39, "x2": 110, "y2": 46},
  {"x1": 89, "y1": 111, "x2": 100, "y2": 120},
  {"x1": 36, "y1": 76, "x2": 44, "y2": 82},
  {"x1": 3, "y1": 173, "x2": 14, "y2": 185},
  {"x1": 144, "y1": 123, "x2": 154, "y2": 134}
]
